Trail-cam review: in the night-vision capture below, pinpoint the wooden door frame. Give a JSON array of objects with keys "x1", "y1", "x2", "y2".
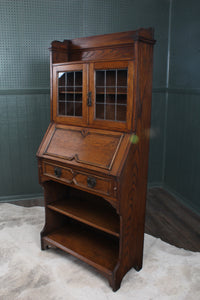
[
  {"x1": 88, "y1": 61, "x2": 134, "y2": 132},
  {"x1": 52, "y1": 63, "x2": 88, "y2": 126}
]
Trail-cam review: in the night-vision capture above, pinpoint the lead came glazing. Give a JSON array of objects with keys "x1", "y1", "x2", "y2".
[
  {"x1": 95, "y1": 69, "x2": 127, "y2": 122},
  {"x1": 58, "y1": 71, "x2": 82, "y2": 117}
]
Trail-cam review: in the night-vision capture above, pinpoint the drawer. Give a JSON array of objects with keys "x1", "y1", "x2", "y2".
[
  {"x1": 43, "y1": 162, "x2": 114, "y2": 197},
  {"x1": 43, "y1": 163, "x2": 74, "y2": 184},
  {"x1": 73, "y1": 173, "x2": 111, "y2": 196}
]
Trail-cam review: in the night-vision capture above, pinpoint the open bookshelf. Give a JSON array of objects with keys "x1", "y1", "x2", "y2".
[
  {"x1": 43, "y1": 222, "x2": 119, "y2": 273},
  {"x1": 42, "y1": 182, "x2": 119, "y2": 274},
  {"x1": 48, "y1": 196, "x2": 120, "y2": 237}
]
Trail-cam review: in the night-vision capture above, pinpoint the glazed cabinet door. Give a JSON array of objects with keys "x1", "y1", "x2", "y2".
[
  {"x1": 88, "y1": 61, "x2": 134, "y2": 131},
  {"x1": 52, "y1": 64, "x2": 88, "y2": 125}
]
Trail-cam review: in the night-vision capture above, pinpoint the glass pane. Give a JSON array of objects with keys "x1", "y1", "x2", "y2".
[
  {"x1": 107, "y1": 94, "x2": 115, "y2": 104},
  {"x1": 75, "y1": 103, "x2": 82, "y2": 116},
  {"x1": 75, "y1": 86, "x2": 82, "y2": 93},
  {"x1": 96, "y1": 104, "x2": 104, "y2": 119},
  {"x1": 58, "y1": 70, "x2": 82, "y2": 117},
  {"x1": 117, "y1": 87, "x2": 127, "y2": 94},
  {"x1": 75, "y1": 71, "x2": 82, "y2": 86},
  {"x1": 106, "y1": 70, "x2": 115, "y2": 87},
  {"x1": 117, "y1": 105, "x2": 126, "y2": 121},
  {"x1": 96, "y1": 93, "x2": 104, "y2": 104},
  {"x1": 75, "y1": 93, "x2": 82, "y2": 102},
  {"x1": 95, "y1": 68, "x2": 128, "y2": 122},
  {"x1": 67, "y1": 72, "x2": 74, "y2": 86},
  {"x1": 58, "y1": 72, "x2": 65, "y2": 86},
  {"x1": 106, "y1": 104, "x2": 115, "y2": 120},
  {"x1": 58, "y1": 101, "x2": 65, "y2": 115},
  {"x1": 96, "y1": 71, "x2": 105, "y2": 86},
  {"x1": 66, "y1": 102, "x2": 74, "y2": 116},
  {"x1": 58, "y1": 93, "x2": 65, "y2": 101},
  {"x1": 106, "y1": 86, "x2": 116, "y2": 94},
  {"x1": 117, "y1": 94, "x2": 127, "y2": 104},
  {"x1": 117, "y1": 70, "x2": 127, "y2": 86}
]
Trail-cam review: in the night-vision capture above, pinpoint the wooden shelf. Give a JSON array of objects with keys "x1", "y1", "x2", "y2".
[
  {"x1": 59, "y1": 91, "x2": 82, "y2": 94},
  {"x1": 96, "y1": 102, "x2": 127, "y2": 106},
  {"x1": 43, "y1": 223, "x2": 119, "y2": 273},
  {"x1": 48, "y1": 197, "x2": 120, "y2": 237},
  {"x1": 59, "y1": 91, "x2": 127, "y2": 95},
  {"x1": 96, "y1": 92, "x2": 127, "y2": 95}
]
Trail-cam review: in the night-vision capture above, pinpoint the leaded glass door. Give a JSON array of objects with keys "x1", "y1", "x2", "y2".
[
  {"x1": 53, "y1": 64, "x2": 87, "y2": 125},
  {"x1": 89, "y1": 61, "x2": 134, "y2": 131}
]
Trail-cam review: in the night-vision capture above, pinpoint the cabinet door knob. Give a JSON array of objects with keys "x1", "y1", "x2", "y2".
[
  {"x1": 87, "y1": 91, "x2": 92, "y2": 106},
  {"x1": 54, "y1": 167, "x2": 62, "y2": 178},
  {"x1": 87, "y1": 176, "x2": 96, "y2": 188}
]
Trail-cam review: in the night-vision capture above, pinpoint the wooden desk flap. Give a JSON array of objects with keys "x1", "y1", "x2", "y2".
[{"x1": 39, "y1": 124, "x2": 126, "y2": 172}]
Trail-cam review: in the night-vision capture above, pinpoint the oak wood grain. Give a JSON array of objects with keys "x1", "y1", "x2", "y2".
[
  {"x1": 47, "y1": 197, "x2": 119, "y2": 237},
  {"x1": 37, "y1": 28, "x2": 155, "y2": 291}
]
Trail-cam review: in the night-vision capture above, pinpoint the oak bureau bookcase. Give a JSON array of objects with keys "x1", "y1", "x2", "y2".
[{"x1": 37, "y1": 28, "x2": 155, "y2": 291}]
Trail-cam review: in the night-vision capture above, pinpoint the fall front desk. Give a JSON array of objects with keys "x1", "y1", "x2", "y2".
[{"x1": 37, "y1": 28, "x2": 155, "y2": 291}]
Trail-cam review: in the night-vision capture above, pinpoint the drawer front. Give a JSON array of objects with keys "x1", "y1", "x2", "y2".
[
  {"x1": 43, "y1": 162, "x2": 114, "y2": 197},
  {"x1": 43, "y1": 163, "x2": 74, "y2": 184},
  {"x1": 73, "y1": 173, "x2": 111, "y2": 195}
]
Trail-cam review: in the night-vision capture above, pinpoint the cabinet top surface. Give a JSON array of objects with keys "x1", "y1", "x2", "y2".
[{"x1": 51, "y1": 28, "x2": 155, "y2": 51}]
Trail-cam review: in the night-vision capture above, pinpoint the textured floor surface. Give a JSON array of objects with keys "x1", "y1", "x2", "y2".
[{"x1": 0, "y1": 203, "x2": 200, "y2": 300}]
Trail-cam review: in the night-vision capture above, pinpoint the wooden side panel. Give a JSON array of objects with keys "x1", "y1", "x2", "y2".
[{"x1": 112, "y1": 41, "x2": 154, "y2": 290}]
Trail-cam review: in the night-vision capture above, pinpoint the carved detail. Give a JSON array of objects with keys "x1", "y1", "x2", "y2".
[{"x1": 81, "y1": 129, "x2": 89, "y2": 137}]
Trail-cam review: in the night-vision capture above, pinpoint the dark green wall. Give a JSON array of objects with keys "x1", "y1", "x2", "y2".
[
  {"x1": 0, "y1": 0, "x2": 169, "y2": 89},
  {"x1": 164, "y1": 0, "x2": 200, "y2": 214},
  {"x1": 148, "y1": 92, "x2": 166, "y2": 185},
  {"x1": 0, "y1": 0, "x2": 169, "y2": 200},
  {"x1": 169, "y1": 0, "x2": 200, "y2": 88},
  {"x1": 1, "y1": 0, "x2": 199, "y2": 215},
  {"x1": 0, "y1": 94, "x2": 50, "y2": 199}
]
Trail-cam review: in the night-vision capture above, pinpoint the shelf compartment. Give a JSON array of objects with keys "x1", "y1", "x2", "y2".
[
  {"x1": 96, "y1": 92, "x2": 127, "y2": 95},
  {"x1": 47, "y1": 197, "x2": 120, "y2": 237},
  {"x1": 59, "y1": 91, "x2": 83, "y2": 94},
  {"x1": 43, "y1": 222, "x2": 119, "y2": 273}
]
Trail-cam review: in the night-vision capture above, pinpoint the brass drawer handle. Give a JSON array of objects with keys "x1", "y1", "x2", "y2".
[
  {"x1": 54, "y1": 167, "x2": 62, "y2": 178},
  {"x1": 87, "y1": 176, "x2": 96, "y2": 188}
]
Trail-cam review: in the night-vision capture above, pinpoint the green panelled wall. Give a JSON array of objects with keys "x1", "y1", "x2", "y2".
[
  {"x1": 169, "y1": 0, "x2": 200, "y2": 88},
  {"x1": 148, "y1": 92, "x2": 166, "y2": 185},
  {"x1": 164, "y1": 0, "x2": 200, "y2": 214},
  {"x1": 165, "y1": 93, "x2": 200, "y2": 213},
  {"x1": 0, "y1": 0, "x2": 169, "y2": 200},
  {"x1": 0, "y1": 0, "x2": 169, "y2": 89},
  {"x1": 0, "y1": 94, "x2": 50, "y2": 199},
  {"x1": 2, "y1": 0, "x2": 199, "y2": 215}
]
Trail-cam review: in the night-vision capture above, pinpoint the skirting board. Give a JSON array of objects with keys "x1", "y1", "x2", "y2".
[
  {"x1": 0, "y1": 193, "x2": 43, "y2": 203},
  {"x1": 0, "y1": 184, "x2": 162, "y2": 203},
  {"x1": 162, "y1": 184, "x2": 200, "y2": 217}
]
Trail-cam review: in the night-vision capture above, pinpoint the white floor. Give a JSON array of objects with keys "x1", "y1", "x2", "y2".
[{"x1": 0, "y1": 203, "x2": 199, "y2": 300}]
